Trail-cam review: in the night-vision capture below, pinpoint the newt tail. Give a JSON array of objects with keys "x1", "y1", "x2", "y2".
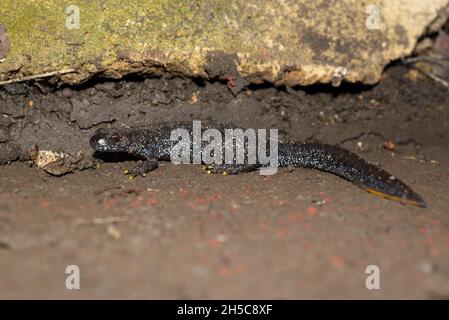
[{"x1": 278, "y1": 142, "x2": 426, "y2": 207}]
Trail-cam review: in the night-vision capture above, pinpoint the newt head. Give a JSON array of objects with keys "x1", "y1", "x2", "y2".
[{"x1": 90, "y1": 128, "x2": 134, "y2": 153}]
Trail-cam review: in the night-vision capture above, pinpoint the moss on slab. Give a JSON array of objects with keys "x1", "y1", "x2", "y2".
[{"x1": 0, "y1": 0, "x2": 448, "y2": 85}]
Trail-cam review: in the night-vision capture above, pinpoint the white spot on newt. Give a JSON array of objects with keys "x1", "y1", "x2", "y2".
[{"x1": 97, "y1": 138, "x2": 107, "y2": 146}]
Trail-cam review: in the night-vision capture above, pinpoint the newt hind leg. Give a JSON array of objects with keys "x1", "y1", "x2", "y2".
[{"x1": 203, "y1": 163, "x2": 260, "y2": 175}]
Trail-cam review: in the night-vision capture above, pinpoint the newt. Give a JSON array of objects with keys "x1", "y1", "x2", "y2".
[{"x1": 90, "y1": 122, "x2": 426, "y2": 207}]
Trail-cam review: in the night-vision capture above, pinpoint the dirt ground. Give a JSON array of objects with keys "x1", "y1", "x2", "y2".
[{"x1": 0, "y1": 65, "x2": 449, "y2": 299}]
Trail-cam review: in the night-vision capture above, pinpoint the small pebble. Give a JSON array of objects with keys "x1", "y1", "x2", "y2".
[{"x1": 106, "y1": 225, "x2": 121, "y2": 240}]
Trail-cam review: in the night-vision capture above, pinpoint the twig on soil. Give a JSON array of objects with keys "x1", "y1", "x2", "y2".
[
  {"x1": 0, "y1": 69, "x2": 76, "y2": 86},
  {"x1": 401, "y1": 57, "x2": 449, "y2": 89},
  {"x1": 93, "y1": 186, "x2": 123, "y2": 195},
  {"x1": 74, "y1": 216, "x2": 130, "y2": 226},
  {"x1": 402, "y1": 56, "x2": 449, "y2": 68},
  {"x1": 418, "y1": 69, "x2": 449, "y2": 89}
]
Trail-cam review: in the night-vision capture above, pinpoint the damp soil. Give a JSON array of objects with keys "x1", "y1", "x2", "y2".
[{"x1": 0, "y1": 65, "x2": 449, "y2": 299}]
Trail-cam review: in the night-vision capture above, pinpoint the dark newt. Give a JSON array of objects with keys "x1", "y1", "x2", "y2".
[{"x1": 90, "y1": 122, "x2": 426, "y2": 207}]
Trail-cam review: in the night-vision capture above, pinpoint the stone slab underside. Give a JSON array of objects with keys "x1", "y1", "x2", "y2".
[{"x1": 0, "y1": 0, "x2": 448, "y2": 86}]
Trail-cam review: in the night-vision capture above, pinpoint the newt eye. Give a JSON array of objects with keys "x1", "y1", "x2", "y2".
[{"x1": 111, "y1": 133, "x2": 121, "y2": 142}]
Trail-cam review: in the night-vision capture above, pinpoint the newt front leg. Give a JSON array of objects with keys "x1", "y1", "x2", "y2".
[{"x1": 126, "y1": 158, "x2": 158, "y2": 177}]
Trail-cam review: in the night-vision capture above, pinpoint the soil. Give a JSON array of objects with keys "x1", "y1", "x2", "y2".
[{"x1": 0, "y1": 65, "x2": 449, "y2": 299}]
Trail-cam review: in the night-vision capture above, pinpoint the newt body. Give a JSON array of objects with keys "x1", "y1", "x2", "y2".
[{"x1": 90, "y1": 122, "x2": 425, "y2": 207}]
